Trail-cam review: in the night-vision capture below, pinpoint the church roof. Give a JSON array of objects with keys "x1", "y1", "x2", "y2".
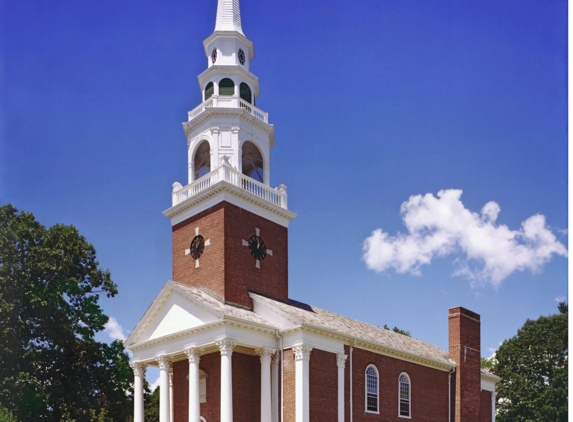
[
  {"x1": 250, "y1": 293, "x2": 452, "y2": 366},
  {"x1": 172, "y1": 282, "x2": 273, "y2": 327}
]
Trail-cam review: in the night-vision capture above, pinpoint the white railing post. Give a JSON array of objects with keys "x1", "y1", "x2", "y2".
[
  {"x1": 172, "y1": 182, "x2": 183, "y2": 206},
  {"x1": 277, "y1": 184, "x2": 288, "y2": 209}
]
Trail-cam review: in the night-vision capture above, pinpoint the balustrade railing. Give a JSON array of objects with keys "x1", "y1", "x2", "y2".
[
  {"x1": 187, "y1": 97, "x2": 268, "y2": 123},
  {"x1": 172, "y1": 165, "x2": 287, "y2": 208}
]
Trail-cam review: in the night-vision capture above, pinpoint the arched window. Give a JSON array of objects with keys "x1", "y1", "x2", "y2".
[
  {"x1": 241, "y1": 141, "x2": 263, "y2": 182},
  {"x1": 193, "y1": 141, "x2": 211, "y2": 180},
  {"x1": 365, "y1": 365, "x2": 379, "y2": 413},
  {"x1": 399, "y1": 373, "x2": 411, "y2": 418},
  {"x1": 205, "y1": 82, "x2": 214, "y2": 100},
  {"x1": 240, "y1": 82, "x2": 252, "y2": 104},
  {"x1": 219, "y1": 78, "x2": 234, "y2": 96}
]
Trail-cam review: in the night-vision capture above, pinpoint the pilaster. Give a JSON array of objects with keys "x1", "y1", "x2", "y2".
[{"x1": 292, "y1": 344, "x2": 312, "y2": 422}]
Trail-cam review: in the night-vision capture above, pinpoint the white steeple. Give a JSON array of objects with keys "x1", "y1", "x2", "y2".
[
  {"x1": 215, "y1": 0, "x2": 244, "y2": 35},
  {"x1": 165, "y1": 0, "x2": 295, "y2": 228}
]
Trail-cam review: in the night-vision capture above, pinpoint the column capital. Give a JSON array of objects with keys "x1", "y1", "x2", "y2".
[
  {"x1": 184, "y1": 347, "x2": 201, "y2": 363},
  {"x1": 216, "y1": 338, "x2": 237, "y2": 356},
  {"x1": 256, "y1": 347, "x2": 276, "y2": 363},
  {"x1": 156, "y1": 354, "x2": 171, "y2": 370},
  {"x1": 131, "y1": 361, "x2": 147, "y2": 377},
  {"x1": 336, "y1": 353, "x2": 348, "y2": 368},
  {"x1": 292, "y1": 344, "x2": 313, "y2": 361}
]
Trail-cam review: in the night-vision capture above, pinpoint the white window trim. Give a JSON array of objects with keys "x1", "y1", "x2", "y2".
[
  {"x1": 398, "y1": 372, "x2": 411, "y2": 419},
  {"x1": 365, "y1": 364, "x2": 380, "y2": 414}
]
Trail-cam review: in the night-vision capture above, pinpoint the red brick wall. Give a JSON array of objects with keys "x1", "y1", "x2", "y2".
[
  {"x1": 283, "y1": 349, "x2": 295, "y2": 422},
  {"x1": 309, "y1": 349, "x2": 338, "y2": 422},
  {"x1": 449, "y1": 307, "x2": 481, "y2": 422},
  {"x1": 232, "y1": 353, "x2": 261, "y2": 422},
  {"x1": 171, "y1": 351, "x2": 260, "y2": 422},
  {"x1": 172, "y1": 203, "x2": 226, "y2": 300},
  {"x1": 479, "y1": 390, "x2": 492, "y2": 422},
  {"x1": 172, "y1": 201, "x2": 288, "y2": 308},
  {"x1": 172, "y1": 359, "x2": 188, "y2": 422},
  {"x1": 350, "y1": 348, "x2": 449, "y2": 421},
  {"x1": 224, "y1": 202, "x2": 288, "y2": 308}
]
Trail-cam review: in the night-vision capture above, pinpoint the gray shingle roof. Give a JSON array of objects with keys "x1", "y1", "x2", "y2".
[
  {"x1": 251, "y1": 293, "x2": 452, "y2": 365},
  {"x1": 171, "y1": 282, "x2": 451, "y2": 366}
]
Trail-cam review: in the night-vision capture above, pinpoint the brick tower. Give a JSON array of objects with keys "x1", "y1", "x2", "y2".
[{"x1": 163, "y1": 0, "x2": 296, "y2": 309}]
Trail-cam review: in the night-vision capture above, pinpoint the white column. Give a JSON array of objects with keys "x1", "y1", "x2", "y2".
[
  {"x1": 292, "y1": 344, "x2": 312, "y2": 422},
  {"x1": 185, "y1": 348, "x2": 201, "y2": 422},
  {"x1": 336, "y1": 354, "x2": 347, "y2": 422},
  {"x1": 216, "y1": 339, "x2": 237, "y2": 422},
  {"x1": 257, "y1": 348, "x2": 274, "y2": 422},
  {"x1": 271, "y1": 352, "x2": 280, "y2": 422},
  {"x1": 157, "y1": 355, "x2": 171, "y2": 422},
  {"x1": 492, "y1": 391, "x2": 496, "y2": 422},
  {"x1": 169, "y1": 363, "x2": 174, "y2": 422},
  {"x1": 132, "y1": 362, "x2": 146, "y2": 422}
]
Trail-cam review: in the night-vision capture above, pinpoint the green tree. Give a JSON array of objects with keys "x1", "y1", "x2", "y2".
[
  {"x1": 383, "y1": 324, "x2": 411, "y2": 337},
  {"x1": 0, "y1": 204, "x2": 133, "y2": 421},
  {"x1": 494, "y1": 303, "x2": 568, "y2": 422},
  {"x1": 144, "y1": 386, "x2": 160, "y2": 422}
]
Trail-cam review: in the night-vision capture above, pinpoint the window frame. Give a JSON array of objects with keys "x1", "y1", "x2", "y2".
[
  {"x1": 398, "y1": 372, "x2": 411, "y2": 419},
  {"x1": 365, "y1": 364, "x2": 380, "y2": 414}
]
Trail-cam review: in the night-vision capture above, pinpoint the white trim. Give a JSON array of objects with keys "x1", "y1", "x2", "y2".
[
  {"x1": 164, "y1": 183, "x2": 296, "y2": 228},
  {"x1": 398, "y1": 372, "x2": 411, "y2": 419},
  {"x1": 365, "y1": 364, "x2": 379, "y2": 414}
]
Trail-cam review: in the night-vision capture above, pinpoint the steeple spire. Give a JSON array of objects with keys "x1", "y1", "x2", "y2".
[{"x1": 215, "y1": 0, "x2": 244, "y2": 35}]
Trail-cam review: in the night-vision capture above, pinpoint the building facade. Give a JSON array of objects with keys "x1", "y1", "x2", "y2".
[{"x1": 124, "y1": 1, "x2": 499, "y2": 421}]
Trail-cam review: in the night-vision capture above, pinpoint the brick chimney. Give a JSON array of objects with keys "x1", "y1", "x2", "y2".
[{"x1": 448, "y1": 306, "x2": 481, "y2": 422}]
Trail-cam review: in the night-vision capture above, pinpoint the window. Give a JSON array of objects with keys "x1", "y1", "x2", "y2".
[
  {"x1": 240, "y1": 82, "x2": 252, "y2": 104},
  {"x1": 205, "y1": 82, "x2": 214, "y2": 100},
  {"x1": 399, "y1": 373, "x2": 411, "y2": 418},
  {"x1": 241, "y1": 141, "x2": 264, "y2": 182},
  {"x1": 219, "y1": 78, "x2": 234, "y2": 96},
  {"x1": 193, "y1": 141, "x2": 211, "y2": 180},
  {"x1": 365, "y1": 365, "x2": 379, "y2": 413}
]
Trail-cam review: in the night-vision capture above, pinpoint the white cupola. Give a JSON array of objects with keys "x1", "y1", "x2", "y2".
[{"x1": 166, "y1": 0, "x2": 294, "y2": 229}]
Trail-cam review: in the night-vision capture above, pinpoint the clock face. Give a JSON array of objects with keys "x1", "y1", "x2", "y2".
[
  {"x1": 190, "y1": 235, "x2": 205, "y2": 260},
  {"x1": 211, "y1": 48, "x2": 217, "y2": 64},
  {"x1": 248, "y1": 235, "x2": 267, "y2": 260},
  {"x1": 238, "y1": 48, "x2": 245, "y2": 65}
]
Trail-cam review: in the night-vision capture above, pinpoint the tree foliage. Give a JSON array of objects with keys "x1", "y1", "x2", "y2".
[
  {"x1": 383, "y1": 324, "x2": 411, "y2": 337},
  {"x1": 144, "y1": 386, "x2": 159, "y2": 422},
  {"x1": 0, "y1": 204, "x2": 133, "y2": 421},
  {"x1": 494, "y1": 303, "x2": 568, "y2": 422}
]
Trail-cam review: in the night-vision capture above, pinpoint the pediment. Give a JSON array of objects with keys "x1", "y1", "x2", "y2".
[{"x1": 126, "y1": 283, "x2": 220, "y2": 346}]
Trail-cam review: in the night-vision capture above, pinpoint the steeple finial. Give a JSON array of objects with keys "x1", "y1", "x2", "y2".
[{"x1": 215, "y1": 0, "x2": 244, "y2": 35}]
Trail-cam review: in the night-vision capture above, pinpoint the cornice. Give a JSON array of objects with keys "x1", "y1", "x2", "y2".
[
  {"x1": 163, "y1": 181, "x2": 296, "y2": 225},
  {"x1": 127, "y1": 320, "x2": 226, "y2": 351},
  {"x1": 481, "y1": 372, "x2": 501, "y2": 383},
  {"x1": 182, "y1": 107, "x2": 274, "y2": 144},
  {"x1": 127, "y1": 317, "x2": 277, "y2": 352},
  {"x1": 281, "y1": 324, "x2": 455, "y2": 372}
]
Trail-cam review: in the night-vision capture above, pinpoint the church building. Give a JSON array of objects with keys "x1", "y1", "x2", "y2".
[{"x1": 124, "y1": 1, "x2": 499, "y2": 421}]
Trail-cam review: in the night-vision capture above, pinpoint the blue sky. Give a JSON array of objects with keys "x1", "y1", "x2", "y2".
[{"x1": 1, "y1": 0, "x2": 567, "y2": 386}]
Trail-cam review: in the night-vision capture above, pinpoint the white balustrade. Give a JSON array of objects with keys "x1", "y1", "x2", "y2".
[
  {"x1": 187, "y1": 97, "x2": 268, "y2": 123},
  {"x1": 172, "y1": 165, "x2": 288, "y2": 209}
]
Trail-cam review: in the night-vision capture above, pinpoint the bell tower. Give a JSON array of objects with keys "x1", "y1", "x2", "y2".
[{"x1": 164, "y1": 0, "x2": 296, "y2": 309}]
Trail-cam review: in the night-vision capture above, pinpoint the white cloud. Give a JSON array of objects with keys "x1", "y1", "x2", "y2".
[
  {"x1": 104, "y1": 316, "x2": 127, "y2": 341},
  {"x1": 362, "y1": 189, "x2": 567, "y2": 287},
  {"x1": 555, "y1": 295, "x2": 567, "y2": 303},
  {"x1": 149, "y1": 376, "x2": 161, "y2": 391}
]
